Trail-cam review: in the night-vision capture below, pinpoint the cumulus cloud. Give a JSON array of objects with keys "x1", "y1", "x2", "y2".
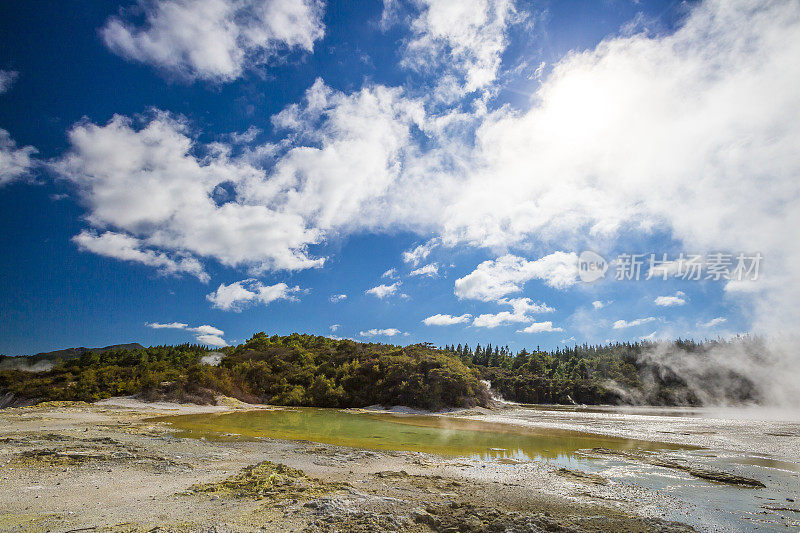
[
  {"x1": 422, "y1": 313, "x2": 472, "y2": 326},
  {"x1": 382, "y1": 268, "x2": 398, "y2": 278},
  {"x1": 329, "y1": 324, "x2": 340, "y2": 331},
  {"x1": 592, "y1": 300, "x2": 611, "y2": 309},
  {"x1": 195, "y1": 334, "x2": 227, "y2": 347},
  {"x1": 206, "y1": 279, "x2": 301, "y2": 311},
  {"x1": 698, "y1": 317, "x2": 727, "y2": 328},
  {"x1": 454, "y1": 252, "x2": 578, "y2": 302},
  {"x1": 50, "y1": 0, "x2": 800, "y2": 340},
  {"x1": 613, "y1": 317, "x2": 656, "y2": 329},
  {"x1": 409, "y1": 262, "x2": 438, "y2": 277},
  {"x1": 393, "y1": 0, "x2": 519, "y2": 100},
  {"x1": 0, "y1": 129, "x2": 36, "y2": 186},
  {"x1": 54, "y1": 79, "x2": 425, "y2": 276},
  {"x1": 146, "y1": 321, "x2": 227, "y2": 346},
  {"x1": 402, "y1": 239, "x2": 437, "y2": 266},
  {"x1": 73, "y1": 230, "x2": 209, "y2": 281},
  {"x1": 0, "y1": 70, "x2": 18, "y2": 94},
  {"x1": 359, "y1": 328, "x2": 403, "y2": 337},
  {"x1": 519, "y1": 321, "x2": 562, "y2": 334},
  {"x1": 188, "y1": 324, "x2": 224, "y2": 336},
  {"x1": 654, "y1": 291, "x2": 686, "y2": 307},
  {"x1": 329, "y1": 293, "x2": 347, "y2": 303},
  {"x1": 436, "y1": 0, "x2": 800, "y2": 335},
  {"x1": 102, "y1": 0, "x2": 325, "y2": 82},
  {"x1": 365, "y1": 282, "x2": 401, "y2": 299},
  {"x1": 472, "y1": 297, "x2": 554, "y2": 328}
]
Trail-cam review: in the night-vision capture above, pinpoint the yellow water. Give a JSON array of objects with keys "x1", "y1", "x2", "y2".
[{"x1": 155, "y1": 407, "x2": 687, "y2": 461}]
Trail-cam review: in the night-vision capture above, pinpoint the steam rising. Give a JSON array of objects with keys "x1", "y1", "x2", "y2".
[
  {"x1": 613, "y1": 337, "x2": 800, "y2": 408},
  {"x1": 0, "y1": 359, "x2": 54, "y2": 372},
  {"x1": 200, "y1": 351, "x2": 225, "y2": 366}
]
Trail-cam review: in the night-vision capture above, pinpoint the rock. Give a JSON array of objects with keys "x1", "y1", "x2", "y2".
[{"x1": 556, "y1": 467, "x2": 608, "y2": 486}]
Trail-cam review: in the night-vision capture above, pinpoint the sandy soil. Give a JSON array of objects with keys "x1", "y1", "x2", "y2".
[{"x1": 0, "y1": 400, "x2": 697, "y2": 533}]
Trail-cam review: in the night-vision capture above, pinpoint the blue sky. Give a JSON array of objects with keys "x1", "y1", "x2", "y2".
[{"x1": 1, "y1": 0, "x2": 797, "y2": 355}]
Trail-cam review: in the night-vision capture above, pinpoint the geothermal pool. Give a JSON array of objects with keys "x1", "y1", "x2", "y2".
[
  {"x1": 155, "y1": 406, "x2": 687, "y2": 460},
  {"x1": 157, "y1": 405, "x2": 800, "y2": 531}
]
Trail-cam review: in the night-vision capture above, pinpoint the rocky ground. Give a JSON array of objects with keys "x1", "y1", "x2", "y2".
[{"x1": 0, "y1": 400, "x2": 702, "y2": 532}]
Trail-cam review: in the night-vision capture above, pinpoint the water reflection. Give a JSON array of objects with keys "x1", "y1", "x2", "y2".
[{"x1": 155, "y1": 407, "x2": 686, "y2": 461}]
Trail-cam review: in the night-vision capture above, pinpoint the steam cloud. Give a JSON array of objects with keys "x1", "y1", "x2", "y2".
[
  {"x1": 610, "y1": 337, "x2": 800, "y2": 408},
  {"x1": 200, "y1": 351, "x2": 225, "y2": 366},
  {"x1": 0, "y1": 358, "x2": 54, "y2": 373}
]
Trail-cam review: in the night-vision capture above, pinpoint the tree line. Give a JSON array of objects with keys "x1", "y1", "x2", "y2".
[{"x1": 0, "y1": 333, "x2": 764, "y2": 409}]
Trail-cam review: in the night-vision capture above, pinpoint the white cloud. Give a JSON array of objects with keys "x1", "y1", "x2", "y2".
[
  {"x1": 395, "y1": 0, "x2": 519, "y2": 100},
  {"x1": 382, "y1": 268, "x2": 398, "y2": 278},
  {"x1": 102, "y1": 0, "x2": 325, "y2": 82},
  {"x1": 472, "y1": 297, "x2": 554, "y2": 328},
  {"x1": 359, "y1": 328, "x2": 403, "y2": 337},
  {"x1": 329, "y1": 324, "x2": 340, "y2": 331},
  {"x1": 654, "y1": 291, "x2": 686, "y2": 307},
  {"x1": 73, "y1": 230, "x2": 209, "y2": 281},
  {"x1": 206, "y1": 279, "x2": 301, "y2": 311},
  {"x1": 454, "y1": 252, "x2": 578, "y2": 302},
  {"x1": 329, "y1": 293, "x2": 347, "y2": 303},
  {"x1": 145, "y1": 321, "x2": 188, "y2": 329},
  {"x1": 0, "y1": 70, "x2": 18, "y2": 94},
  {"x1": 145, "y1": 320, "x2": 227, "y2": 345},
  {"x1": 519, "y1": 321, "x2": 563, "y2": 334},
  {"x1": 49, "y1": 0, "x2": 800, "y2": 339},
  {"x1": 55, "y1": 113, "x2": 322, "y2": 272},
  {"x1": 698, "y1": 317, "x2": 727, "y2": 328},
  {"x1": 365, "y1": 282, "x2": 400, "y2": 299},
  {"x1": 54, "y1": 79, "x2": 425, "y2": 276},
  {"x1": 422, "y1": 313, "x2": 472, "y2": 326},
  {"x1": 195, "y1": 333, "x2": 228, "y2": 347},
  {"x1": 402, "y1": 239, "x2": 437, "y2": 266},
  {"x1": 188, "y1": 324, "x2": 225, "y2": 336},
  {"x1": 592, "y1": 300, "x2": 611, "y2": 309},
  {"x1": 613, "y1": 317, "x2": 656, "y2": 329},
  {"x1": 409, "y1": 262, "x2": 439, "y2": 277},
  {"x1": 0, "y1": 129, "x2": 36, "y2": 187},
  {"x1": 433, "y1": 0, "x2": 800, "y2": 335},
  {"x1": 472, "y1": 311, "x2": 522, "y2": 328}
]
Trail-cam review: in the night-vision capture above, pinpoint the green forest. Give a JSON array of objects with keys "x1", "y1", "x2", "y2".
[
  {"x1": 0, "y1": 333, "x2": 764, "y2": 409},
  {"x1": 443, "y1": 337, "x2": 762, "y2": 405},
  {"x1": 0, "y1": 333, "x2": 488, "y2": 410}
]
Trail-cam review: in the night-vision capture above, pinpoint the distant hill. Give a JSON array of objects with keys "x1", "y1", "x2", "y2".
[{"x1": 0, "y1": 343, "x2": 145, "y2": 371}]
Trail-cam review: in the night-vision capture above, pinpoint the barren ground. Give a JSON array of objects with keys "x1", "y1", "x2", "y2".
[{"x1": 0, "y1": 400, "x2": 702, "y2": 532}]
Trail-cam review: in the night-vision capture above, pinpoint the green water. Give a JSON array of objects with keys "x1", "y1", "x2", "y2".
[{"x1": 156, "y1": 407, "x2": 686, "y2": 461}]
